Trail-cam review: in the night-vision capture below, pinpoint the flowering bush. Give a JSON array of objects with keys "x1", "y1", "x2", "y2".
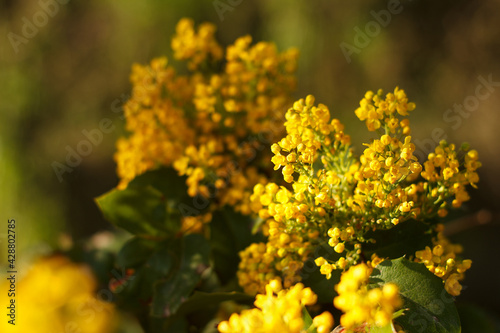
[{"x1": 95, "y1": 18, "x2": 480, "y2": 333}]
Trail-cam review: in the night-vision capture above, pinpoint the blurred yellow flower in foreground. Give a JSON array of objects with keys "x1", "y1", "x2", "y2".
[{"x1": 0, "y1": 256, "x2": 116, "y2": 333}]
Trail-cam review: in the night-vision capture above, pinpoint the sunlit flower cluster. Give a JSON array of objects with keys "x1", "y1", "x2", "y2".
[
  {"x1": 355, "y1": 88, "x2": 415, "y2": 132},
  {"x1": 237, "y1": 232, "x2": 312, "y2": 295},
  {"x1": 240, "y1": 88, "x2": 479, "y2": 294},
  {"x1": 218, "y1": 279, "x2": 333, "y2": 333},
  {"x1": 420, "y1": 142, "x2": 481, "y2": 215},
  {"x1": 333, "y1": 264, "x2": 402, "y2": 330},
  {"x1": 115, "y1": 18, "x2": 298, "y2": 232},
  {"x1": 414, "y1": 224, "x2": 472, "y2": 296}
]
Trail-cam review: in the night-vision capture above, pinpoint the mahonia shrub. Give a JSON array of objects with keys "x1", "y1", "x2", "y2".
[{"x1": 96, "y1": 17, "x2": 481, "y2": 333}]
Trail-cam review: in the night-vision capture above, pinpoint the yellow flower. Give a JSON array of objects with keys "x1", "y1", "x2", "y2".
[
  {"x1": 414, "y1": 226, "x2": 472, "y2": 296},
  {"x1": 0, "y1": 256, "x2": 116, "y2": 333},
  {"x1": 313, "y1": 312, "x2": 335, "y2": 333},
  {"x1": 334, "y1": 263, "x2": 402, "y2": 330},
  {"x1": 218, "y1": 280, "x2": 333, "y2": 333}
]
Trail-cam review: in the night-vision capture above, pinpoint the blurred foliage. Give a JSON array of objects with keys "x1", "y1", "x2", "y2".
[{"x1": 1, "y1": 0, "x2": 500, "y2": 326}]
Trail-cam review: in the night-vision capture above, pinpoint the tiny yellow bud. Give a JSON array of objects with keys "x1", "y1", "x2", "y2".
[
  {"x1": 334, "y1": 243, "x2": 345, "y2": 253},
  {"x1": 432, "y1": 245, "x2": 444, "y2": 257},
  {"x1": 305, "y1": 95, "x2": 315, "y2": 107},
  {"x1": 381, "y1": 134, "x2": 391, "y2": 146}
]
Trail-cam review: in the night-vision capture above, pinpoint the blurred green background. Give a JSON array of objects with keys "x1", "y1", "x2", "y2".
[{"x1": 1, "y1": 0, "x2": 499, "y2": 326}]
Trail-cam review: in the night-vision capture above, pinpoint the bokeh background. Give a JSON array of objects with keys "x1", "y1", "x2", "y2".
[{"x1": 1, "y1": 0, "x2": 499, "y2": 328}]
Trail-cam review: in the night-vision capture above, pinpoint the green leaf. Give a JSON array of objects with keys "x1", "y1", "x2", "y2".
[
  {"x1": 370, "y1": 257, "x2": 461, "y2": 333},
  {"x1": 151, "y1": 234, "x2": 210, "y2": 318},
  {"x1": 150, "y1": 316, "x2": 188, "y2": 333},
  {"x1": 117, "y1": 237, "x2": 157, "y2": 269},
  {"x1": 392, "y1": 308, "x2": 406, "y2": 320},
  {"x1": 332, "y1": 322, "x2": 397, "y2": 333},
  {"x1": 128, "y1": 167, "x2": 202, "y2": 229},
  {"x1": 128, "y1": 167, "x2": 187, "y2": 199},
  {"x1": 96, "y1": 167, "x2": 189, "y2": 237},
  {"x1": 209, "y1": 206, "x2": 264, "y2": 284},
  {"x1": 368, "y1": 322, "x2": 396, "y2": 333},
  {"x1": 175, "y1": 291, "x2": 253, "y2": 317},
  {"x1": 146, "y1": 240, "x2": 176, "y2": 276},
  {"x1": 113, "y1": 239, "x2": 176, "y2": 312},
  {"x1": 96, "y1": 186, "x2": 172, "y2": 237},
  {"x1": 303, "y1": 307, "x2": 317, "y2": 333},
  {"x1": 363, "y1": 220, "x2": 432, "y2": 260},
  {"x1": 202, "y1": 318, "x2": 223, "y2": 333},
  {"x1": 302, "y1": 265, "x2": 339, "y2": 303}
]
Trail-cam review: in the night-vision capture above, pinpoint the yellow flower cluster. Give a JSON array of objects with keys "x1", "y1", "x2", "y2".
[
  {"x1": 414, "y1": 225, "x2": 472, "y2": 296},
  {"x1": 270, "y1": 95, "x2": 352, "y2": 183},
  {"x1": 355, "y1": 88, "x2": 415, "y2": 132},
  {"x1": 355, "y1": 90, "x2": 481, "y2": 223},
  {"x1": 115, "y1": 18, "x2": 298, "y2": 232},
  {"x1": 420, "y1": 143, "x2": 481, "y2": 214},
  {"x1": 171, "y1": 18, "x2": 223, "y2": 70},
  {"x1": 242, "y1": 95, "x2": 356, "y2": 290},
  {"x1": 334, "y1": 264, "x2": 402, "y2": 330},
  {"x1": 241, "y1": 88, "x2": 479, "y2": 291},
  {"x1": 353, "y1": 134, "x2": 421, "y2": 224},
  {"x1": 237, "y1": 232, "x2": 312, "y2": 295},
  {"x1": 0, "y1": 256, "x2": 115, "y2": 333},
  {"x1": 218, "y1": 279, "x2": 333, "y2": 333}
]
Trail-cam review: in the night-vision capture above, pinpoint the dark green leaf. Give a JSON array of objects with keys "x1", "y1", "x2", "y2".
[
  {"x1": 96, "y1": 186, "x2": 174, "y2": 237},
  {"x1": 128, "y1": 167, "x2": 205, "y2": 230},
  {"x1": 210, "y1": 206, "x2": 264, "y2": 284},
  {"x1": 151, "y1": 234, "x2": 210, "y2": 318},
  {"x1": 370, "y1": 257, "x2": 461, "y2": 333},
  {"x1": 302, "y1": 264, "x2": 339, "y2": 304},
  {"x1": 175, "y1": 291, "x2": 253, "y2": 317},
  {"x1": 113, "y1": 239, "x2": 177, "y2": 312},
  {"x1": 117, "y1": 237, "x2": 157, "y2": 269},
  {"x1": 363, "y1": 220, "x2": 432, "y2": 260},
  {"x1": 146, "y1": 240, "x2": 176, "y2": 276},
  {"x1": 150, "y1": 316, "x2": 188, "y2": 333},
  {"x1": 221, "y1": 207, "x2": 263, "y2": 247},
  {"x1": 128, "y1": 167, "x2": 187, "y2": 199}
]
